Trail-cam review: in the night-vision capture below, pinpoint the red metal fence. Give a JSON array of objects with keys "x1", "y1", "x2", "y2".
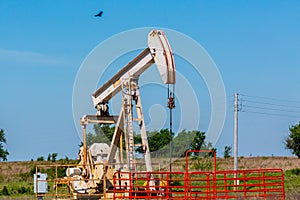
[
  {"x1": 189, "y1": 168, "x2": 284, "y2": 199},
  {"x1": 113, "y1": 168, "x2": 284, "y2": 199}
]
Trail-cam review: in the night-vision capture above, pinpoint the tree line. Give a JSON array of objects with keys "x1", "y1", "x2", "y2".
[
  {"x1": 87, "y1": 124, "x2": 218, "y2": 158},
  {"x1": 87, "y1": 122, "x2": 300, "y2": 159},
  {"x1": 1, "y1": 120, "x2": 300, "y2": 162}
]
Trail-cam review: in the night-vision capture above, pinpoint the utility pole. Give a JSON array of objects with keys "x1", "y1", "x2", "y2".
[{"x1": 234, "y1": 93, "x2": 239, "y2": 185}]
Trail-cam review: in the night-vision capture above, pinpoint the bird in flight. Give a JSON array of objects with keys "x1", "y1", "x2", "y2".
[{"x1": 94, "y1": 11, "x2": 103, "y2": 17}]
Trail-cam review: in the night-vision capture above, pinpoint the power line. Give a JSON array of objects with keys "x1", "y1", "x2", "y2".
[
  {"x1": 240, "y1": 94, "x2": 300, "y2": 104},
  {"x1": 241, "y1": 110, "x2": 300, "y2": 118},
  {"x1": 243, "y1": 105, "x2": 300, "y2": 114},
  {"x1": 237, "y1": 93, "x2": 300, "y2": 119},
  {"x1": 242, "y1": 100, "x2": 300, "y2": 109}
]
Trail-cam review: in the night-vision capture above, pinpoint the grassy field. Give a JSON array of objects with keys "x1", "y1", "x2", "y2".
[{"x1": 0, "y1": 156, "x2": 299, "y2": 199}]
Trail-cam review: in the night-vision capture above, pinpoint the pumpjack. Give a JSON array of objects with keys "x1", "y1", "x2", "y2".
[{"x1": 64, "y1": 30, "x2": 176, "y2": 198}]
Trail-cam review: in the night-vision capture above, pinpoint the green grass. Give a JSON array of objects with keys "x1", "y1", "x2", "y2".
[
  {"x1": 285, "y1": 168, "x2": 300, "y2": 197},
  {"x1": 0, "y1": 159, "x2": 300, "y2": 199},
  {"x1": 0, "y1": 159, "x2": 77, "y2": 199},
  {"x1": 0, "y1": 181, "x2": 35, "y2": 199}
]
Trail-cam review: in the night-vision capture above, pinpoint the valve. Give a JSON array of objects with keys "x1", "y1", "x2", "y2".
[{"x1": 168, "y1": 92, "x2": 175, "y2": 109}]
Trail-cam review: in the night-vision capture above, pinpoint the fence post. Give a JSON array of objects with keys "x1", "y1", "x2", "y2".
[
  {"x1": 207, "y1": 173, "x2": 211, "y2": 199},
  {"x1": 243, "y1": 171, "x2": 247, "y2": 198},
  {"x1": 224, "y1": 173, "x2": 228, "y2": 199},
  {"x1": 184, "y1": 171, "x2": 188, "y2": 200},
  {"x1": 262, "y1": 171, "x2": 266, "y2": 199},
  {"x1": 281, "y1": 170, "x2": 285, "y2": 199}
]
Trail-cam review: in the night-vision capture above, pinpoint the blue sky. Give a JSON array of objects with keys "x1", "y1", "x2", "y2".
[{"x1": 1, "y1": 1, "x2": 300, "y2": 161}]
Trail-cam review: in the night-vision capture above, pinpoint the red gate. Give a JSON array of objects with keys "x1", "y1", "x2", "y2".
[
  {"x1": 188, "y1": 168, "x2": 284, "y2": 199},
  {"x1": 113, "y1": 169, "x2": 284, "y2": 199},
  {"x1": 113, "y1": 150, "x2": 284, "y2": 199}
]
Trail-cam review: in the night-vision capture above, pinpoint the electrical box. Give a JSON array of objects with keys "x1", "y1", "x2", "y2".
[{"x1": 34, "y1": 173, "x2": 48, "y2": 194}]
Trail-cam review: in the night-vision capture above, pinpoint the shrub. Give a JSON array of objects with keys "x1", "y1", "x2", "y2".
[
  {"x1": 285, "y1": 168, "x2": 300, "y2": 176},
  {"x1": 2, "y1": 186, "x2": 9, "y2": 195},
  {"x1": 291, "y1": 168, "x2": 300, "y2": 175},
  {"x1": 37, "y1": 156, "x2": 44, "y2": 161},
  {"x1": 18, "y1": 186, "x2": 27, "y2": 194}
]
